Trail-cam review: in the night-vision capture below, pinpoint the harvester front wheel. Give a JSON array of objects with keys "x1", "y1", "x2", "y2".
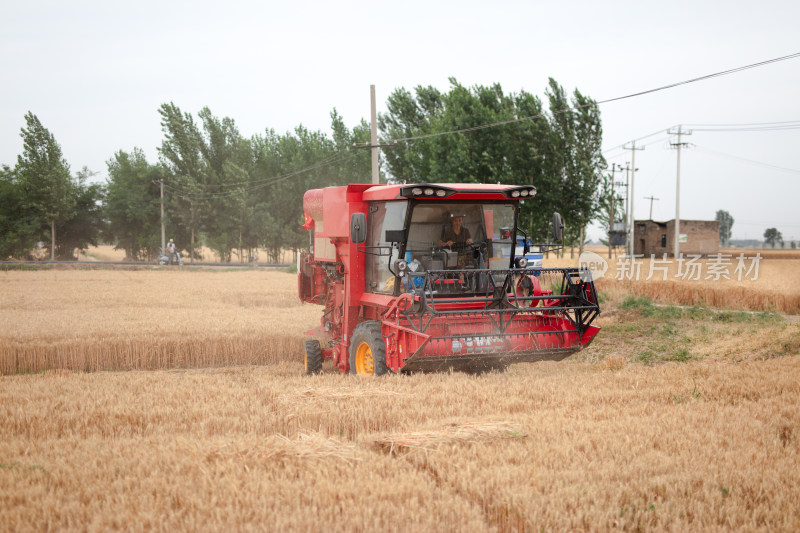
[
  {"x1": 349, "y1": 321, "x2": 388, "y2": 376},
  {"x1": 304, "y1": 340, "x2": 323, "y2": 375}
]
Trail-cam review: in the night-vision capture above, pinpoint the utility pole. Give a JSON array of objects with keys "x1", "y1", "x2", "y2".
[
  {"x1": 623, "y1": 141, "x2": 645, "y2": 256},
  {"x1": 370, "y1": 84, "x2": 379, "y2": 185},
  {"x1": 644, "y1": 195, "x2": 660, "y2": 220},
  {"x1": 668, "y1": 125, "x2": 692, "y2": 257},
  {"x1": 607, "y1": 163, "x2": 623, "y2": 258},
  {"x1": 622, "y1": 162, "x2": 631, "y2": 242},
  {"x1": 153, "y1": 178, "x2": 165, "y2": 253},
  {"x1": 613, "y1": 173, "x2": 627, "y2": 259}
]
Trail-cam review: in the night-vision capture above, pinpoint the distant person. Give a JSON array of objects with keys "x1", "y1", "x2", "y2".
[{"x1": 166, "y1": 238, "x2": 177, "y2": 265}]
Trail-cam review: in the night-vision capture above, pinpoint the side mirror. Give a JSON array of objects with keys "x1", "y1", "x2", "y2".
[
  {"x1": 516, "y1": 227, "x2": 530, "y2": 254},
  {"x1": 350, "y1": 213, "x2": 367, "y2": 244},
  {"x1": 552, "y1": 212, "x2": 564, "y2": 242}
]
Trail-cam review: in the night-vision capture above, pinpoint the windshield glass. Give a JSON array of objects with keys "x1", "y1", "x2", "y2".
[{"x1": 405, "y1": 202, "x2": 516, "y2": 273}]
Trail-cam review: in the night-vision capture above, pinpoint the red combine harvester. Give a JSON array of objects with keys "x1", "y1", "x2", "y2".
[{"x1": 298, "y1": 183, "x2": 600, "y2": 375}]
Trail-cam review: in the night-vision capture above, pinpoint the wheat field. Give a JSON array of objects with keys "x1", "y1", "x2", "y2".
[
  {"x1": 78, "y1": 244, "x2": 295, "y2": 264},
  {"x1": 0, "y1": 268, "x2": 317, "y2": 374},
  {"x1": 549, "y1": 248, "x2": 800, "y2": 315},
  {"x1": 1, "y1": 266, "x2": 799, "y2": 531}
]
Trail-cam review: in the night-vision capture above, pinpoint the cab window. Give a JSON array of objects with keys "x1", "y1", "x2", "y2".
[{"x1": 365, "y1": 201, "x2": 407, "y2": 294}]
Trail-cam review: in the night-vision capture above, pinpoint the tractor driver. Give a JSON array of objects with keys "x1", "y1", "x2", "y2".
[
  {"x1": 438, "y1": 214, "x2": 474, "y2": 269},
  {"x1": 438, "y1": 214, "x2": 473, "y2": 249}
]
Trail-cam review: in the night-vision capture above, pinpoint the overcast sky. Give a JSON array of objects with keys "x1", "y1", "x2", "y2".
[{"x1": 2, "y1": 0, "x2": 799, "y2": 242}]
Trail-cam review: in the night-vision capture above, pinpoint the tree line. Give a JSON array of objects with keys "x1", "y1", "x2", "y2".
[
  {"x1": 1, "y1": 78, "x2": 607, "y2": 262},
  {"x1": 1, "y1": 107, "x2": 370, "y2": 262},
  {"x1": 379, "y1": 78, "x2": 605, "y2": 247}
]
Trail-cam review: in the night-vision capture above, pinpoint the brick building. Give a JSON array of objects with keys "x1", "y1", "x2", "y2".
[{"x1": 633, "y1": 219, "x2": 719, "y2": 257}]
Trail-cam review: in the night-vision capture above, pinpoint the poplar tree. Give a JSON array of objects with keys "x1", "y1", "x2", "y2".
[
  {"x1": 16, "y1": 112, "x2": 75, "y2": 260},
  {"x1": 378, "y1": 79, "x2": 605, "y2": 245},
  {"x1": 715, "y1": 210, "x2": 734, "y2": 246}
]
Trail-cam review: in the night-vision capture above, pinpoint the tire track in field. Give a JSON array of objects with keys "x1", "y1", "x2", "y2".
[{"x1": 367, "y1": 421, "x2": 528, "y2": 533}]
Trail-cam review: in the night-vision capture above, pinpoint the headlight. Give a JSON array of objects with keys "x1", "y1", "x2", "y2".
[
  {"x1": 424, "y1": 188, "x2": 434, "y2": 196},
  {"x1": 412, "y1": 187, "x2": 423, "y2": 196},
  {"x1": 511, "y1": 190, "x2": 520, "y2": 198}
]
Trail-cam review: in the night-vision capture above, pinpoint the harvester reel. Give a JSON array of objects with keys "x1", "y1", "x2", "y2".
[{"x1": 349, "y1": 321, "x2": 389, "y2": 376}]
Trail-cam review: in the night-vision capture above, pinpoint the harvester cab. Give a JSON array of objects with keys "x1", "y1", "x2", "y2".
[{"x1": 298, "y1": 183, "x2": 600, "y2": 375}]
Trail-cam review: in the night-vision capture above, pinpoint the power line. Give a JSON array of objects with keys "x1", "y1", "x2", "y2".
[
  {"x1": 207, "y1": 151, "x2": 350, "y2": 189},
  {"x1": 603, "y1": 129, "x2": 669, "y2": 153},
  {"x1": 691, "y1": 125, "x2": 800, "y2": 132},
  {"x1": 693, "y1": 145, "x2": 800, "y2": 174},
  {"x1": 736, "y1": 221, "x2": 800, "y2": 228},
  {"x1": 163, "y1": 151, "x2": 350, "y2": 201},
  {"x1": 684, "y1": 119, "x2": 800, "y2": 128},
  {"x1": 166, "y1": 52, "x2": 800, "y2": 199},
  {"x1": 380, "y1": 52, "x2": 800, "y2": 146},
  {"x1": 603, "y1": 121, "x2": 800, "y2": 153}
]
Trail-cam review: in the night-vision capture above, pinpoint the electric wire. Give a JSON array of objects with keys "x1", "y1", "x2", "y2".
[
  {"x1": 691, "y1": 125, "x2": 800, "y2": 132},
  {"x1": 603, "y1": 128, "x2": 669, "y2": 153},
  {"x1": 693, "y1": 144, "x2": 800, "y2": 174},
  {"x1": 603, "y1": 121, "x2": 800, "y2": 154},
  {"x1": 165, "y1": 52, "x2": 800, "y2": 198},
  {"x1": 381, "y1": 52, "x2": 800, "y2": 145},
  {"x1": 684, "y1": 119, "x2": 800, "y2": 128},
  {"x1": 163, "y1": 151, "x2": 350, "y2": 201}
]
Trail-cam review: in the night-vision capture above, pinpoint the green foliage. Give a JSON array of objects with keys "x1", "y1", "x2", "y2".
[
  {"x1": 620, "y1": 296, "x2": 779, "y2": 323},
  {"x1": 598, "y1": 170, "x2": 624, "y2": 246},
  {"x1": 54, "y1": 167, "x2": 105, "y2": 259},
  {"x1": 615, "y1": 296, "x2": 783, "y2": 366},
  {"x1": 672, "y1": 379, "x2": 703, "y2": 403},
  {"x1": 763, "y1": 227, "x2": 783, "y2": 248},
  {"x1": 715, "y1": 210, "x2": 734, "y2": 246},
  {"x1": 15, "y1": 112, "x2": 75, "y2": 258},
  {"x1": 6, "y1": 79, "x2": 604, "y2": 263},
  {"x1": 378, "y1": 78, "x2": 606, "y2": 242},
  {"x1": 158, "y1": 102, "x2": 206, "y2": 257},
  {"x1": 104, "y1": 149, "x2": 163, "y2": 260},
  {"x1": 0, "y1": 165, "x2": 40, "y2": 259},
  {"x1": 3, "y1": 115, "x2": 102, "y2": 260},
  {"x1": 154, "y1": 104, "x2": 371, "y2": 263}
]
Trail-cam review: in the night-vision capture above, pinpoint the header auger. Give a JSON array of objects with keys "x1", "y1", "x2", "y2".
[{"x1": 298, "y1": 183, "x2": 600, "y2": 375}]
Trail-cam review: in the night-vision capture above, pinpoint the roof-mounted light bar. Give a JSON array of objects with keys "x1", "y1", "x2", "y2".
[
  {"x1": 399, "y1": 184, "x2": 457, "y2": 199},
  {"x1": 503, "y1": 185, "x2": 537, "y2": 199}
]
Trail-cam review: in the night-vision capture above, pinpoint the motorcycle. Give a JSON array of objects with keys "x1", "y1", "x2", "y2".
[{"x1": 157, "y1": 248, "x2": 183, "y2": 266}]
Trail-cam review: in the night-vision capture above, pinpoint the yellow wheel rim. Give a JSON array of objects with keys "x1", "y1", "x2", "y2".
[
  {"x1": 355, "y1": 342, "x2": 374, "y2": 375},
  {"x1": 304, "y1": 350, "x2": 308, "y2": 371}
]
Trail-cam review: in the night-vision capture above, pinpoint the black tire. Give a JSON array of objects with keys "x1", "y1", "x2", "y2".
[
  {"x1": 304, "y1": 340, "x2": 323, "y2": 375},
  {"x1": 348, "y1": 321, "x2": 389, "y2": 376}
]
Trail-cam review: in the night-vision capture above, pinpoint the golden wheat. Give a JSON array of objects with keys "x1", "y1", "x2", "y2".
[
  {"x1": 1, "y1": 360, "x2": 798, "y2": 531},
  {"x1": 1, "y1": 266, "x2": 799, "y2": 530},
  {"x1": 547, "y1": 251, "x2": 800, "y2": 314},
  {"x1": 0, "y1": 269, "x2": 318, "y2": 375},
  {"x1": 78, "y1": 244, "x2": 296, "y2": 263}
]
